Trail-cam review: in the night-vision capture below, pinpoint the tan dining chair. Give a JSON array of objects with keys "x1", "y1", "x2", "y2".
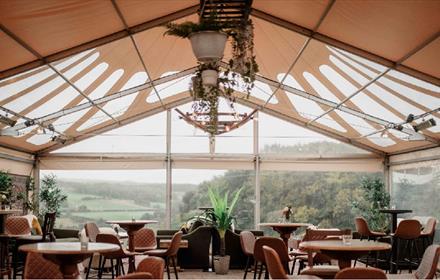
[
  {"x1": 419, "y1": 217, "x2": 437, "y2": 248},
  {"x1": 23, "y1": 252, "x2": 63, "y2": 279},
  {"x1": 133, "y1": 228, "x2": 157, "y2": 252},
  {"x1": 146, "y1": 231, "x2": 182, "y2": 279},
  {"x1": 136, "y1": 256, "x2": 165, "y2": 279},
  {"x1": 388, "y1": 244, "x2": 440, "y2": 279},
  {"x1": 335, "y1": 267, "x2": 387, "y2": 279},
  {"x1": 355, "y1": 217, "x2": 386, "y2": 240},
  {"x1": 85, "y1": 222, "x2": 101, "y2": 242},
  {"x1": 391, "y1": 219, "x2": 421, "y2": 273},
  {"x1": 254, "y1": 236, "x2": 292, "y2": 279},
  {"x1": 5, "y1": 216, "x2": 31, "y2": 235},
  {"x1": 240, "y1": 231, "x2": 256, "y2": 279},
  {"x1": 299, "y1": 228, "x2": 350, "y2": 279},
  {"x1": 96, "y1": 233, "x2": 140, "y2": 279}
]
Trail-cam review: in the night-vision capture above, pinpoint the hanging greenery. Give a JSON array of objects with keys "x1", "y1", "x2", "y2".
[{"x1": 164, "y1": 10, "x2": 258, "y2": 136}]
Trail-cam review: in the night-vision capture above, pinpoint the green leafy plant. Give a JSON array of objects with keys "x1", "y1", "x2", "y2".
[
  {"x1": 352, "y1": 177, "x2": 390, "y2": 232},
  {"x1": 40, "y1": 174, "x2": 67, "y2": 217},
  {"x1": 164, "y1": 10, "x2": 258, "y2": 136},
  {"x1": 208, "y1": 186, "x2": 243, "y2": 256},
  {"x1": 0, "y1": 171, "x2": 12, "y2": 205}
]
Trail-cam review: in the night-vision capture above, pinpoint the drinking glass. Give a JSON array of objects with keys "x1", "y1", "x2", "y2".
[
  {"x1": 342, "y1": 234, "x2": 352, "y2": 245},
  {"x1": 79, "y1": 234, "x2": 89, "y2": 250}
]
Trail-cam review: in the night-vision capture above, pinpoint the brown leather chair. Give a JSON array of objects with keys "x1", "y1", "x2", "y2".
[
  {"x1": 147, "y1": 231, "x2": 182, "y2": 279},
  {"x1": 23, "y1": 252, "x2": 63, "y2": 279},
  {"x1": 263, "y1": 245, "x2": 289, "y2": 279},
  {"x1": 85, "y1": 222, "x2": 101, "y2": 242},
  {"x1": 136, "y1": 256, "x2": 165, "y2": 279},
  {"x1": 354, "y1": 217, "x2": 386, "y2": 267},
  {"x1": 133, "y1": 228, "x2": 157, "y2": 252},
  {"x1": 254, "y1": 237, "x2": 292, "y2": 279},
  {"x1": 419, "y1": 218, "x2": 437, "y2": 249},
  {"x1": 391, "y1": 219, "x2": 421, "y2": 273},
  {"x1": 355, "y1": 217, "x2": 386, "y2": 240},
  {"x1": 240, "y1": 231, "x2": 256, "y2": 279},
  {"x1": 335, "y1": 267, "x2": 387, "y2": 279},
  {"x1": 116, "y1": 272, "x2": 152, "y2": 279},
  {"x1": 96, "y1": 233, "x2": 140, "y2": 279},
  {"x1": 299, "y1": 228, "x2": 350, "y2": 279},
  {"x1": 5, "y1": 216, "x2": 31, "y2": 235}
]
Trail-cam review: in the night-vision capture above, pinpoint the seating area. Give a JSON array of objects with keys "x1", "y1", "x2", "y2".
[{"x1": 0, "y1": 0, "x2": 439, "y2": 279}]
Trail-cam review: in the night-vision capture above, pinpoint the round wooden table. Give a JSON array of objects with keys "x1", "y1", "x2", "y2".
[
  {"x1": 19, "y1": 242, "x2": 119, "y2": 279},
  {"x1": 259, "y1": 223, "x2": 311, "y2": 247},
  {"x1": 300, "y1": 239, "x2": 391, "y2": 269},
  {"x1": 106, "y1": 220, "x2": 158, "y2": 272}
]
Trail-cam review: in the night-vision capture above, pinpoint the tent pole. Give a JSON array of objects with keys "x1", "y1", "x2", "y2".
[{"x1": 166, "y1": 109, "x2": 172, "y2": 229}]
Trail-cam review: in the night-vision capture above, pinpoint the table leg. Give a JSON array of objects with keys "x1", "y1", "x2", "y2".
[
  {"x1": 391, "y1": 213, "x2": 397, "y2": 233},
  {"x1": 337, "y1": 259, "x2": 352, "y2": 269},
  {"x1": 59, "y1": 264, "x2": 80, "y2": 279},
  {"x1": 127, "y1": 232, "x2": 135, "y2": 273}
]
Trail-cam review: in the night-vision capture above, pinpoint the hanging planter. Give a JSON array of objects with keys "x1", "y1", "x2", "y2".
[
  {"x1": 201, "y1": 69, "x2": 218, "y2": 86},
  {"x1": 189, "y1": 31, "x2": 227, "y2": 62}
]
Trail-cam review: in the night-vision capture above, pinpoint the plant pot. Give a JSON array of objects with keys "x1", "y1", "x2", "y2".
[
  {"x1": 201, "y1": 69, "x2": 218, "y2": 86},
  {"x1": 189, "y1": 31, "x2": 228, "y2": 62},
  {"x1": 213, "y1": 255, "x2": 230, "y2": 275}
]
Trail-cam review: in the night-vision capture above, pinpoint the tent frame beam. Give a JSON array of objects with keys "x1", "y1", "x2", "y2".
[
  {"x1": 252, "y1": 74, "x2": 438, "y2": 144},
  {"x1": 250, "y1": 8, "x2": 440, "y2": 86},
  {"x1": 37, "y1": 95, "x2": 194, "y2": 155}
]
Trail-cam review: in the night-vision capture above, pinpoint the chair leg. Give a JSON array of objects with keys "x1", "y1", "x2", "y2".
[
  {"x1": 165, "y1": 257, "x2": 171, "y2": 279},
  {"x1": 258, "y1": 263, "x2": 263, "y2": 279},
  {"x1": 243, "y1": 256, "x2": 250, "y2": 279},
  {"x1": 86, "y1": 256, "x2": 93, "y2": 279},
  {"x1": 120, "y1": 259, "x2": 125, "y2": 276},
  {"x1": 264, "y1": 264, "x2": 269, "y2": 279},
  {"x1": 253, "y1": 261, "x2": 258, "y2": 279},
  {"x1": 110, "y1": 259, "x2": 115, "y2": 279},
  {"x1": 290, "y1": 258, "x2": 296, "y2": 275},
  {"x1": 171, "y1": 256, "x2": 178, "y2": 279},
  {"x1": 98, "y1": 256, "x2": 104, "y2": 279}
]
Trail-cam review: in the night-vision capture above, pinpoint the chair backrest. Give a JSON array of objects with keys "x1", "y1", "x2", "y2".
[
  {"x1": 262, "y1": 246, "x2": 289, "y2": 279},
  {"x1": 116, "y1": 272, "x2": 153, "y2": 279},
  {"x1": 136, "y1": 256, "x2": 165, "y2": 279},
  {"x1": 422, "y1": 217, "x2": 437, "y2": 236},
  {"x1": 303, "y1": 228, "x2": 350, "y2": 265},
  {"x1": 303, "y1": 228, "x2": 351, "y2": 241},
  {"x1": 355, "y1": 217, "x2": 372, "y2": 237},
  {"x1": 166, "y1": 231, "x2": 183, "y2": 256},
  {"x1": 240, "y1": 231, "x2": 255, "y2": 256},
  {"x1": 414, "y1": 244, "x2": 440, "y2": 279},
  {"x1": 395, "y1": 219, "x2": 421, "y2": 239},
  {"x1": 84, "y1": 222, "x2": 100, "y2": 242},
  {"x1": 5, "y1": 216, "x2": 31, "y2": 235},
  {"x1": 41, "y1": 212, "x2": 56, "y2": 242},
  {"x1": 335, "y1": 267, "x2": 387, "y2": 279},
  {"x1": 133, "y1": 228, "x2": 157, "y2": 249},
  {"x1": 96, "y1": 233, "x2": 124, "y2": 258},
  {"x1": 23, "y1": 252, "x2": 63, "y2": 279},
  {"x1": 254, "y1": 237, "x2": 290, "y2": 265}
]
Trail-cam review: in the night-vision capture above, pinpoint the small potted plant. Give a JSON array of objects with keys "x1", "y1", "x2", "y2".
[
  {"x1": 208, "y1": 186, "x2": 243, "y2": 275},
  {"x1": 39, "y1": 174, "x2": 67, "y2": 217},
  {"x1": 0, "y1": 171, "x2": 12, "y2": 209}
]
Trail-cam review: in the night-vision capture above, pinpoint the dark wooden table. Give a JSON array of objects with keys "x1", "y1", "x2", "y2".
[
  {"x1": 379, "y1": 209, "x2": 412, "y2": 233},
  {"x1": 300, "y1": 239, "x2": 391, "y2": 269},
  {"x1": 19, "y1": 242, "x2": 119, "y2": 279},
  {"x1": 259, "y1": 222, "x2": 311, "y2": 247},
  {"x1": 106, "y1": 220, "x2": 157, "y2": 272}
]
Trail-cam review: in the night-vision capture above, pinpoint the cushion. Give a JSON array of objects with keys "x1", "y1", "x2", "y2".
[{"x1": 300, "y1": 265, "x2": 340, "y2": 278}]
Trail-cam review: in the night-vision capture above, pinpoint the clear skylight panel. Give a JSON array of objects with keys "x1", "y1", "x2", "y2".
[{"x1": 146, "y1": 71, "x2": 192, "y2": 103}]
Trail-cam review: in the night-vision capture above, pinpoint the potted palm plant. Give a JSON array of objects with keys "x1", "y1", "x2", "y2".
[{"x1": 208, "y1": 187, "x2": 243, "y2": 274}]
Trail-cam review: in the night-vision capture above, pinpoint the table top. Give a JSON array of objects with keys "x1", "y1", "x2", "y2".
[
  {"x1": 0, "y1": 209, "x2": 22, "y2": 215},
  {"x1": 106, "y1": 220, "x2": 158, "y2": 225},
  {"x1": 19, "y1": 242, "x2": 119, "y2": 255},
  {"x1": 259, "y1": 222, "x2": 311, "y2": 228},
  {"x1": 379, "y1": 209, "x2": 412, "y2": 214},
  {"x1": 300, "y1": 240, "x2": 391, "y2": 252}
]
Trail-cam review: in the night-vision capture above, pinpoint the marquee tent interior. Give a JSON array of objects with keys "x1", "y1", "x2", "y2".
[{"x1": 0, "y1": 0, "x2": 439, "y2": 229}]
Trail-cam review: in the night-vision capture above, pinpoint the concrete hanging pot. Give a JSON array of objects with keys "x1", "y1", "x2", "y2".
[
  {"x1": 213, "y1": 255, "x2": 230, "y2": 275},
  {"x1": 201, "y1": 69, "x2": 218, "y2": 86},
  {"x1": 189, "y1": 31, "x2": 228, "y2": 62}
]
